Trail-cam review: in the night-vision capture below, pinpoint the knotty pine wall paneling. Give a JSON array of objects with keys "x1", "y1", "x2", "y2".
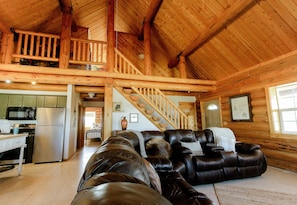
[{"x1": 199, "y1": 54, "x2": 297, "y2": 173}]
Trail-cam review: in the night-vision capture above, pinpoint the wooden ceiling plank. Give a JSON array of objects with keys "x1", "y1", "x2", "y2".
[{"x1": 168, "y1": 0, "x2": 258, "y2": 68}]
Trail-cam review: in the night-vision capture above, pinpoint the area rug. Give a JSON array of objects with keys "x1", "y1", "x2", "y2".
[{"x1": 214, "y1": 184, "x2": 297, "y2": 205}]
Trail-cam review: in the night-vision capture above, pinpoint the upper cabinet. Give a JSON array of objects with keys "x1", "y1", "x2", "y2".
[
  {"x1": 0, "y1": 94, "x2": 9, "y2": 119},
  {"x1": 0, "y1": 94, "x2": 67, "y2": 119},
  {"x1": 7, "y1": 95, "x2": 37, "y2": 107},
  {"x1": 36, "y1": 96, "x2": 67, "y2": 108}
]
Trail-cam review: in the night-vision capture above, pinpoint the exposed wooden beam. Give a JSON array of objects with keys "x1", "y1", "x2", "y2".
[
  {"x1": 0, "y1": 64, "x2": 216, "y2": 93},
  {"x1": 138, "y1": 0, "x2": 163, "y2": 40},
  {"x1": 75, "y1": 86, "x2": 105, "y2": 93},
  {"x1": 0, "y1": 82, "x2": 67, "y2": 91},
  {"x1": 168, "y1": 0, "x2": 258, "y2": 68}
]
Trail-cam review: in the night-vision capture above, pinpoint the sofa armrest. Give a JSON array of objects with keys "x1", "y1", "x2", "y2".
[
  {"x1": 236, "y1": 142, "x2": 261, "y2": 153},
  {"x1": 172, "y1": 144, "x2": 192, "y2": 155}
]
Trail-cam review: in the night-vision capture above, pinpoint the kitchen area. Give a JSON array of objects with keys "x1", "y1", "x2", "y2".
[{"x1": 0, "y1": 90, "x2": 77, "y2": 175}]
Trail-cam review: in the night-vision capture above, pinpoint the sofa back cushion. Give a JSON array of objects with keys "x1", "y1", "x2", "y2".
[
  {"x1": 141, "y1": 130, "x2": 166, "y2": 143},
  {"x1": 164, "y1": 129, "x2": 195, "y2": 146}
]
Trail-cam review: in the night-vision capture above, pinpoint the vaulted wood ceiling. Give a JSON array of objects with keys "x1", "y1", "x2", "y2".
[{"x1": 1, "y1": 0, "x2": 297, "y2": 82}]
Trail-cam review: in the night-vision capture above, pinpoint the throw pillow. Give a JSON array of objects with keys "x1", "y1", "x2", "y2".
[
  {"x1": 145, "y1": 138, "x2": 172, "y2": 159},
  {"x1": 180, "y1": 141, "x2": 204, "y2": 156}
]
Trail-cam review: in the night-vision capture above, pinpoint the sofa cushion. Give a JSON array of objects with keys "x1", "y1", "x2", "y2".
[{"x1": 180, "y1": 141, "x2": 204, "y2": 156}]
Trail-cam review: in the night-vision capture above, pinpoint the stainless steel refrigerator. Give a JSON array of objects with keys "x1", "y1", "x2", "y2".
[{"x1": 33, "y1": 108, "x2": 65, "y2": 163}]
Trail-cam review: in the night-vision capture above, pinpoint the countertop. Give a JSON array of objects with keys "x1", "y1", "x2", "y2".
[{"x1": 0, "y1": 133, "x2": 28, "y2": 140}]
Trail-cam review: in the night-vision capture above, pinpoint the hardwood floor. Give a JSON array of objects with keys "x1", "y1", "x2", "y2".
[
  {"x1": 1, "y1": 139, "x2": 297, "y2": 205},
  {"x1": 0, "y1": 140, "x2": 100, "y2": 205}
]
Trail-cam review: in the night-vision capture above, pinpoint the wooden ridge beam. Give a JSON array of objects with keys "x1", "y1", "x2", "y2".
[
  {"x1": 168, "y1": 0, "x2": 258, "y2": 68},
  {"x1": 138, "y1": 0, "x2": 163, "y2": 40}
]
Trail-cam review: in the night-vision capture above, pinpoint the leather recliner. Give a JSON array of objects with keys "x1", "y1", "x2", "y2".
[{"x1": 164, "y1": 129, "x2": 267, "y2": 185}]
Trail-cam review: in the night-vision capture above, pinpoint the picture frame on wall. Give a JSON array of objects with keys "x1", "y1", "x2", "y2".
[
  {"x1": 129, "y1": 113, "x2": 138, "y2": 123},
  {"x1": 229, "y1": 94, "x2": 253, "y2": 122},
  {"x1": 113, "y1": 102, "x2": 122, "y2": 112}
]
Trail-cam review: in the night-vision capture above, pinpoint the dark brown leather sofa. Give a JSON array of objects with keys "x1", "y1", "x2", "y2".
[
  {"x1": 165, "y1": 129, "x2": 267, "y2": 185},
  {"x1": 119, "y1": 128, "x2": 267, "y2": 186},
  {"x1": 72, "y1": 135, "x2": 216, "y2": 205}
]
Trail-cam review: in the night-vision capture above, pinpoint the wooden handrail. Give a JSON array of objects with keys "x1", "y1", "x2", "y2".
[
  {"x1": 114, "y1": 48, "x2": 188, "y2": 129},
  {"x1": 132, "y1": 87, "x2": 188, "y2": 129},
  {"x1": 114, "y1": 48, "x2": 143, "y2": 75}
]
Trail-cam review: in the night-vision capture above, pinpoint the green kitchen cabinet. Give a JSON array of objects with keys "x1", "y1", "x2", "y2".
[
  {"x1": 36, "y1": 96, "x2": 45, "y2": 107},
  {"x1": 44, "y1": 96, "x2": 58, "y2": 107},
  {"x1": 57, "y1": 96, "x2": 67, "y2": 107},
  {"x1": 0, "y1": 94, "x2": 9, "y2": 119},
  {"x1": 8, "y1": 95, "x2": 23, "y2": 107},
  {"x1": 22, "y1": 95, "x2": 37, "y2": 107}
]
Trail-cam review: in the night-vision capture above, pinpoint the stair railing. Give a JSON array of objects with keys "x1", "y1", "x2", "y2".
[
  {"x1": 114, "y1": 48, "x2": 143, "y2": 75},
  {"x1": 132, "y1": 87, "x2": 188, "y2": 129},
  {"x1": 114, "y1": 48, "x2": 188, "y2": 129}
]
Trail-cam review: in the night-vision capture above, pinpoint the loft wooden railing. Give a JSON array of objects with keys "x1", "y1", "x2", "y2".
[
  {"x1": 13, "y1": 30, "x2": 60, "y2": 63},
  {"x1": 114, "y1": 48, "x2": 188, "y2": 129},
  {"x1": 132, "y1": 87, "x2": 189, "y2": 129},
  {"x1": 12, "y1": 29, "x2": 107, "y2": 68},
  {"x1": 114, "y1": 48, "x2": 143, "y2": 75}
]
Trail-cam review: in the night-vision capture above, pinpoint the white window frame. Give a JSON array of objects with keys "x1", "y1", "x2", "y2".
[{"x1": 268, "y1": 82, "x2": 297, "y2": 136}]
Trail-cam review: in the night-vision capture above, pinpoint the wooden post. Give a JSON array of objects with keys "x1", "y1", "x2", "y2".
[
  {"x1": 0, "y1": 33, "x2": 14, "y2": 64},
  {"x1": 103, "y1": 78, "x2": 113, "y2": 140},
  {"x1": 59, "y1": 6, "x2": 72, "y2": 69},
  {"x1": 179, "y1": 55, "x2": 187, "y2": 78},
  {"x1": 107, "y1": 0, "x2": 115, "y2": 72},
  {"x1": 144, "y1": 22, "x2": 152, "y2": 75}
]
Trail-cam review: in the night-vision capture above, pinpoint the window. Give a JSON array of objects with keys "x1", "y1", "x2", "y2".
[
  {"x1": 269, "y1": 82, "x2": 297, "y2": 134},
  {"x1": 85, "y1": 112, "x2": 96, "y2": 128}
]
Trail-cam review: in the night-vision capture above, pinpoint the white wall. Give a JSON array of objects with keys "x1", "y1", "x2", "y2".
[
  {"x1": 63, "y1": 85, "x2": 78, "y2": 160},
  {"x1": 112, "y1": 89, "x2": 158, "y2": 132},
  {"x1": 111, "y1": 89, "x2": 196, "y2": 133}
]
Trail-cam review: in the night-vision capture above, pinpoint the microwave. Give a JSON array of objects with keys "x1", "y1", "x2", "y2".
[{"x1": 6, "y1": 107, "x2": 36, "y2": 120}]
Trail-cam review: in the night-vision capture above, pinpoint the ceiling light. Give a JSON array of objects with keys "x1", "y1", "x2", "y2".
[
  {"x1": 5, "y1": 80, "x2": 11, "y2": 83},
  {"x1": 88, "y1": 92, "x2": 95, "y2": 98},
  {"x1": 31, "y1": 82, "x2": 36, "y2": 85},
  {"x1": 138, "y1": 53, "x2": 144, "y2": 59}
]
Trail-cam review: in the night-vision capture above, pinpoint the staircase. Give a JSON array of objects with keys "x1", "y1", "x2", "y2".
[{"x1": 114, "y1": 49, "x2": 189, "y2": 130}]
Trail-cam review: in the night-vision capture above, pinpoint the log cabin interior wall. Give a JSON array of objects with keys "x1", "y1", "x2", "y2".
[{"x1": 199, "y1": 51, "x2": 297, "y2": 173}]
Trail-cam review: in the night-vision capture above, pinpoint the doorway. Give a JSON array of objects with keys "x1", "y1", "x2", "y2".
[
  {"x1": 179, "y1": 102, "x2": 198, "y2": 130},
  {"x1": 201, "y1": 98, "x2": 222, "y2": 129}
]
